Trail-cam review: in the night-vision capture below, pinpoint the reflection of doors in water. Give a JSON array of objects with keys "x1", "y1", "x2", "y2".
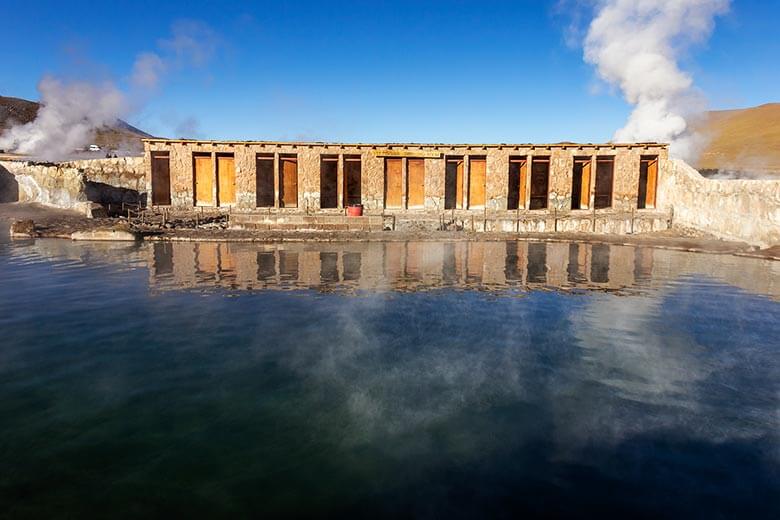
[
  {"x1": 153, "y1": 242, "x2": 173, "y2": 274},
  {"x1": 507, "y1": 158, "x2": 527, "y2": 210},
  {"x1": 407, "y1": 159, "x2": 425, "y2": 208},
  {"x1": 343, "y1": 252, "x2": 361, "y2": 281},
  {"x1": 320, "y1": 157, "x2": 338, "y2": 208},
  {"x1": 444, "y1": 158, "x2": 464, "y2": 209},
  {"x1": 591, "y1": 244, "x2": 610, "y2": 283},
  {"x1": 344, "y1": 156, "x2": 362, "y2": 206},
  {"x1": 567, "y1": 243, "x2": 587, "y2": 283},
  {"x1": 466, "y1": 242, "x2": 484, "y2": 281},
  {"x1": 197, "y1": 242, "x2": 219, "y2": 274},
  {"x1": 256, "y1": 155, "x2": 274, "y2": 207},
  {"x1": 594, "y1": 157, "x2": 614, "y2": 209},
  {"x1": 385, "y1": 158, "x2": 403, "y2": 208},
  {"x1": 151, "y1": 152, "x2": 171, "y2": 205},
  {"x1": 278, "y1": 251, "x2": 299, "y2": 280},
  {"x1": 405, "y1": 242, "x2": 421, "y2": 279},
  {"x1": 194, "y1": 154, "x2": 213, "y2": 206},
  {"x1": 217, "y1": 154, "x2": 236, "y2": 206},
  {"x1": 468, "y1": 158, "x2": 486, "y2": 208},
  {"x1": 257, "y1": 252, "x2": 276, "y2": 280},
  {"x1": 505, "y1": 242, "x2": 522, "y2": 281},
  {"x1": 527, "y1": 243, "x2": 547, "y2": 283},
  {"x1": 320, "y1": 252, "x2": 339, "y2": 282},
  {"x1": 280, "y1": 155, "x2": 298, "y2": 208},
  {"x1": 634, "y1": 247, "x2": 653, "y2": 281},
  {"x1": 384, "y1": 242, "x2": 404, "y2": 279},
  {"x1": 529, "y1": 158, "x2": 549, "y2": 210},
  {"x1": 442, "y1": 243, "x2": 457, "y2": 283}
]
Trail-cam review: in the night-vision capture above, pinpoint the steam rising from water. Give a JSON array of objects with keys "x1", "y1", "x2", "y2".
[{"x1": 583, "y1": 0, "x2": 730, "y2": 160}]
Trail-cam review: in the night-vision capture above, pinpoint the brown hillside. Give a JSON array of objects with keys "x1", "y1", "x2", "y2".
[
  {"x1": 696, "y1": 103, "x2": 780, "y2": 177},
  {"x1": 0, "y1": 95, "x2": 152, "y2": 153}
]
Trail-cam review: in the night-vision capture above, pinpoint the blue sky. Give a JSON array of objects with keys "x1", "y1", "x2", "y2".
[{"x1": 1, "y1": 0, "x2": 778, "y2": 143}]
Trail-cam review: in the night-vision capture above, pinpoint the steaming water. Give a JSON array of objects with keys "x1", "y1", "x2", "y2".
[{"x1": 0, "y1": 235, "x2": 778, "y2": 517}]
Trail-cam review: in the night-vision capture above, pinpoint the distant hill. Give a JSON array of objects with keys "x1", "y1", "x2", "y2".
[
  {"x1": 0, "y1": 95, "x2": 152, "y2": 153},
  {"x1": 696, "y1": 103, "x2": 780, "y2": 178}
]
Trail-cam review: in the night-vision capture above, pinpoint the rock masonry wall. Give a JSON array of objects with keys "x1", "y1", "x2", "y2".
[
  {"x1": 657, "y1": 159, "x2": 780, "y2": 247},
  {"x1": 0, "y1": 156, "x2": 145, "y2": 213},
  {"x1": 146, "y1": 140, "x2": 669, "y2": 214}
]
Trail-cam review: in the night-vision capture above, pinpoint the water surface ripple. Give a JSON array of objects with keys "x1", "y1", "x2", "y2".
[{"x1": 0, "y1": 238, "x2": 778, "y2": 517}]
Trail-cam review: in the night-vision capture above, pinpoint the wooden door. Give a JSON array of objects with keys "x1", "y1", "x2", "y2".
[
  {"x1": 385, "y1": 158, "x2": 403, "y2": 208},
  {"x1": 530, "y1": 159, "x2": 549, "y2": 210},
  {"x1": 256, "y1": 156, "x2": 274, "y2": 207},
  {"x1": 320, "y1": 158, "x2": 338, "y2": 209},
  {"x1": 407, "y1": 159, "x2": 425, "y2": 208},
  {"x1": 508, "y1": 159, "x2": 527, "y2": 210},
  {"x1": 445, "y1": 159, "x2": 463, "y2": 209},
  {"x1": 151, "y1": 153, "x2": 171, "y2": 205},
  {"x1": 194, "y1": 154, "x2": 213, "y2": 206},
  {"x1": 645, "y1": 157, "x2": 657, "y2": 208},
  {"x1": 344, "y1": 158, "x2": 362, "y2": 206},
  {"x1": 218, "y1": 155, "x2": 235, "y2": 205},
  {"x1": 580, "y1": 160, "x2": 591, "y2": 209},
  {"x1": 468, "y1": 158, "x2": 486, "y2": 208},
  {"x1": 280, "y1": 157, "x2": 298, "y2": 207},
  {"x1": 594, "y1": 158, "x2": 614, "y2": 209},
  {"x1": 519, "y1": 161, "x2": 527, "y2": 209}
]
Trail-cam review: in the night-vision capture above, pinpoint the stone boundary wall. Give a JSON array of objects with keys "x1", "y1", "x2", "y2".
[
  {"x1": 0, "y1": 160, "x2": 90, "y2": 212},
  {"x1": 0, "y1": 157, "x2": 145, "y2": 212},
  {"x1": 658, "y1": 159, "x2": 780, "y2": 247},
  {"x1": 62, "y1": 157, "x2": 145, "y2": 193}
]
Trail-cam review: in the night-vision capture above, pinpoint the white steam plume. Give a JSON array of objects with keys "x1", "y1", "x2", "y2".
[
  {"x1": 0, "y1": 77, "x2": 127, "y2": 160},
  {"x1": 0, "y1": 19, "x2": 217, "y2": 161},
  {"x1": 583, "y1": 0, "x2": 730, "y2": 160}
]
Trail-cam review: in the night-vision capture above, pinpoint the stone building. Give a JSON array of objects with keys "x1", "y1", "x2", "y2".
[{"x1": 143, "y1": 139, "x2": 667, "y2": 217}]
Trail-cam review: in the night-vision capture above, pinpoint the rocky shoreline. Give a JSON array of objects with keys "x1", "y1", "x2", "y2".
[{"x1": 2, "y1": 202, "x2": 778, "y2": 261}]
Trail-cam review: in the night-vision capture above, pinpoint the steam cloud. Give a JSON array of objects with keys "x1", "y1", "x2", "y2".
[
  {"x1": 0, "y1": 19, "x2": 217, "y2": 161},
  {"x1": 0, "y1": 78, "x2": 127, "y2": 160},
  {"x1": 583, "y1": 0, "x2": 730, "y2": 160}
]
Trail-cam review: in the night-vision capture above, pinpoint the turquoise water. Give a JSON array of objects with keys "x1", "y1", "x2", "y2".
[{"x1": 0, "y1": 235, "x2": 778, "y2": 517}]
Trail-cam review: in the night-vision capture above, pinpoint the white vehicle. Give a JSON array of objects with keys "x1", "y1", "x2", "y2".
[{"x1": 88, "y1": 144, "x2": 101, "y2": 152}]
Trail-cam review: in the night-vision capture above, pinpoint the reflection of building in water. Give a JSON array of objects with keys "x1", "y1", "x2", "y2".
[
  {"x1": 147, "y1": 240, "x2": 709, "y2": 295},
  {"x1": 147, "y1": 240, "x2": 780, "y2": 298}
]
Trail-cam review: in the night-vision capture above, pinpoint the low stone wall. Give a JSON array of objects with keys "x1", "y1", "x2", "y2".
[
  {"x1": 0, "y1": 156, "x2": 145, "y2": 212},
  {"x1": 62, "y1": 157, "x2": 146, "y2": 205},
  {"x1": 0, "y1": 160, "x2": 90, "y2": 212},
  {"x1": 658, "y1": 159, "x2": 780, "y2": 247},
  {"x1": 62, "y1": 157, "x2": 145, "y2": 192}
]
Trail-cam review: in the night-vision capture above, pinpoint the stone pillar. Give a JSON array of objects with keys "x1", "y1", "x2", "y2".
[
  {"x1": 462, "y1": 155, "x2": 470, "y2": 210},
  {"x1": 337, "y1": 154, "x2": 344, "y2": 209},
  {"x1": 273, "y1": 151, "x2": 280, "y2": 209},
  {"x1": 486, "y1": 149, "x2": 508, "y2": 211},
  {"x1": 525, "y1": 154, "x2": 533, "y2": 209},
  {"x1": 401, "y1": 157, "x2": 408, "y2": 209}
]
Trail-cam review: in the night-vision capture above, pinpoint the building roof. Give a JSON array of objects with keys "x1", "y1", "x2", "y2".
[{"x1": 142, "y1": 138, "x2": 668, "y2": 149}]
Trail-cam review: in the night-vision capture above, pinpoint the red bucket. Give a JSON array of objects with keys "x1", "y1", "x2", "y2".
[{"x1": 346, "y1": 204, "x2": 363, "y2": 217}]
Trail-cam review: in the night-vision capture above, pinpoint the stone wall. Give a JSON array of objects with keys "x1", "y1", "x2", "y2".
[
  {"x1": 0, "y1": 160, "x2": 90, "y2": 212},
  {"x1": 63, "y1": 157, "x2": 145, "y2": 205},
  {"x1": 0, "y1": 156, "x2": 145, "y2": 213},
  {"x1": 657, "y1": 159, "x2": 780, "y2": 247}
]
